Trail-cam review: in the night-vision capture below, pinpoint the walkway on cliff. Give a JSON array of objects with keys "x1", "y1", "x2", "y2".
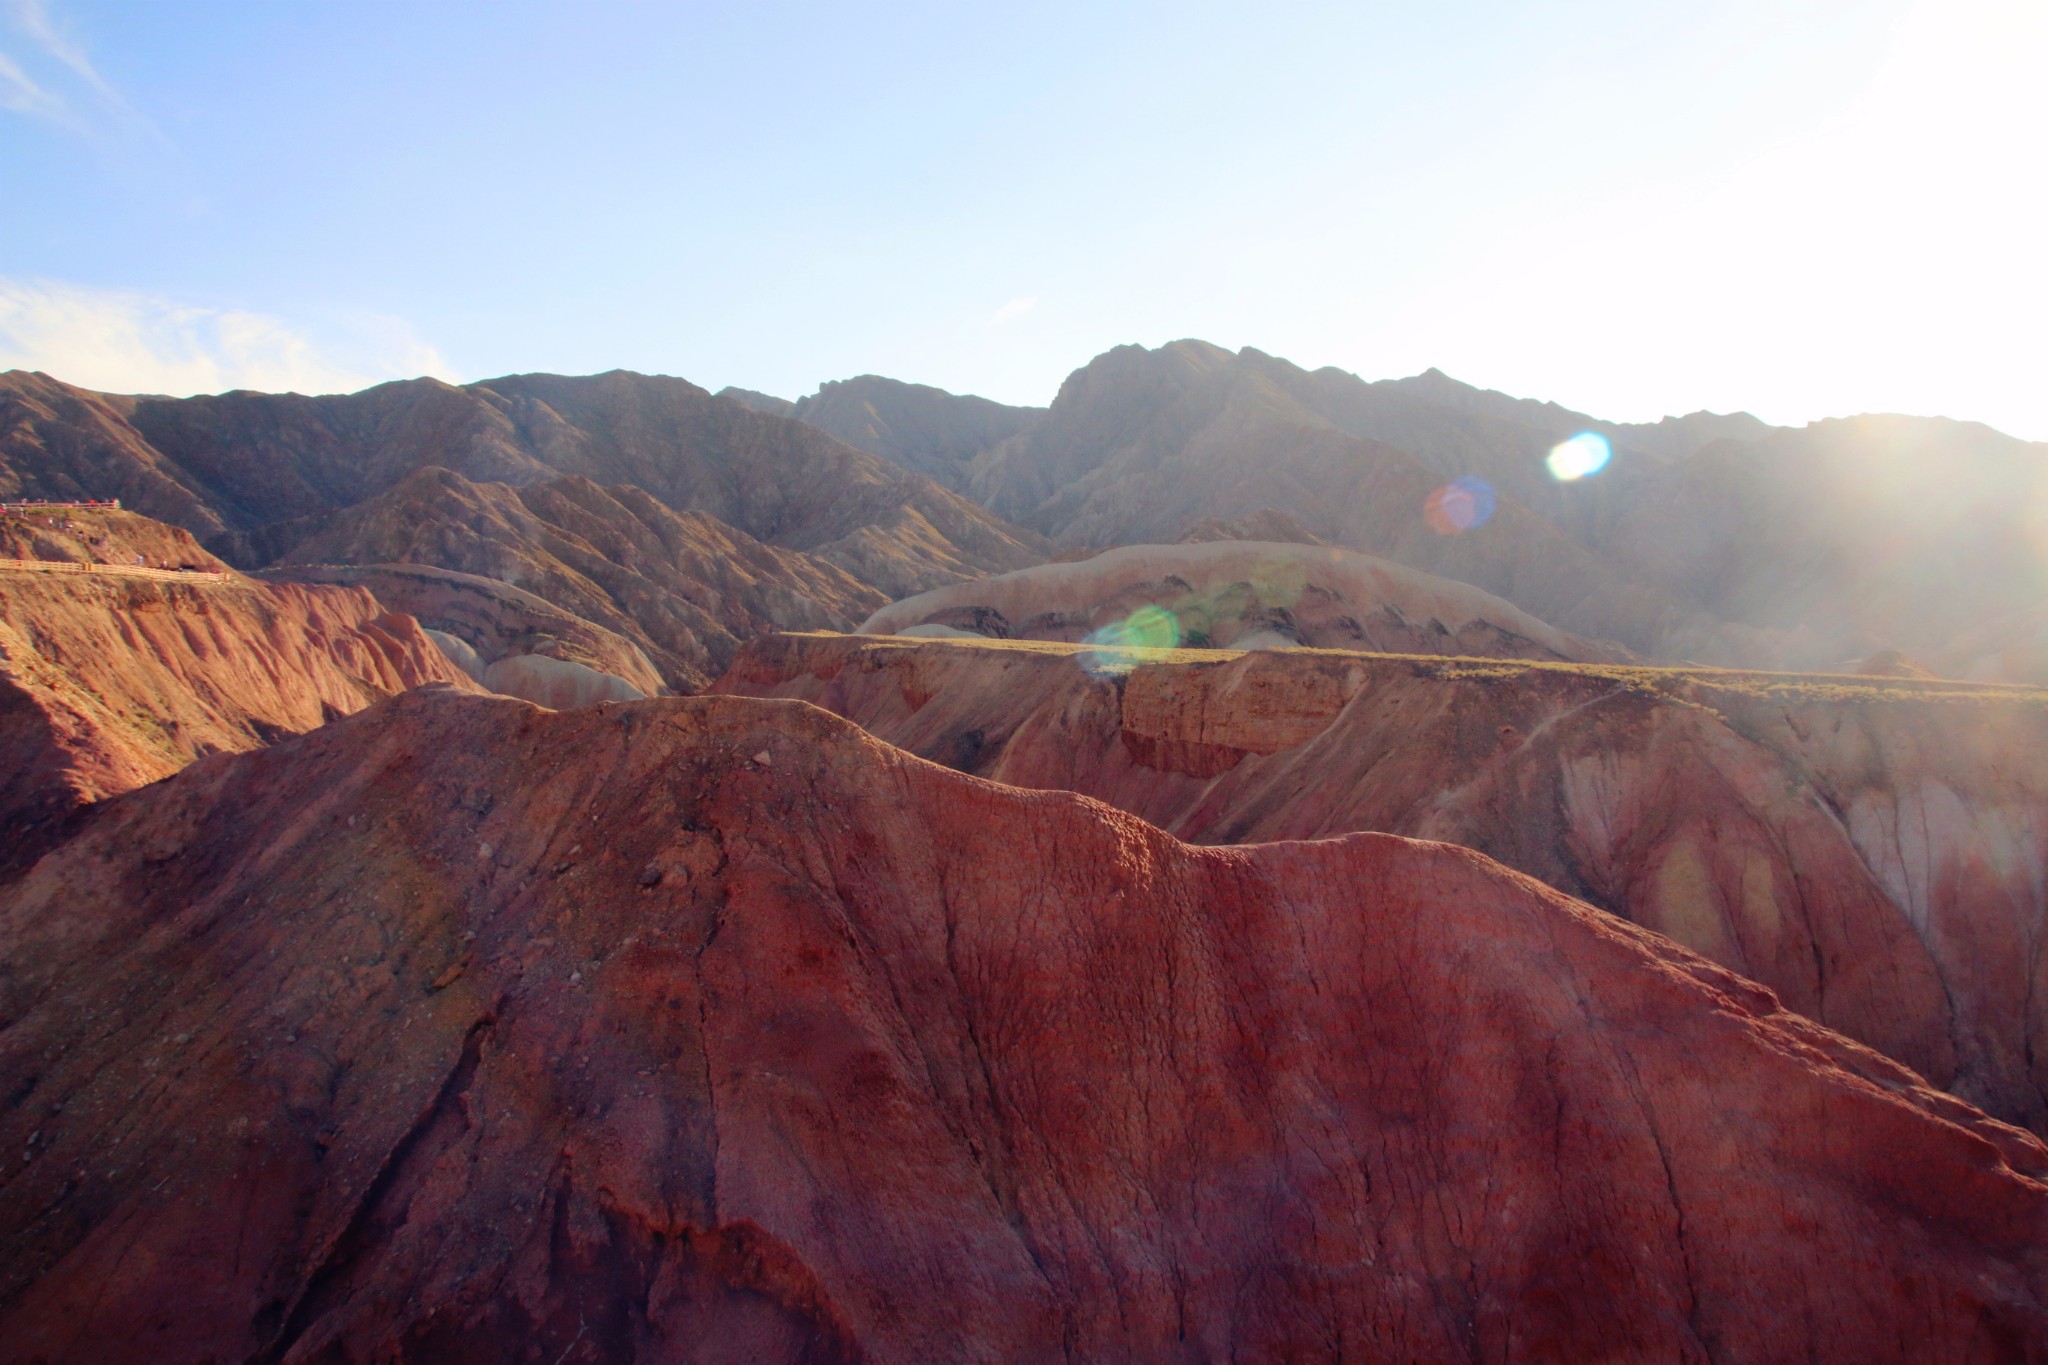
[{"x1": 0, "y1": 557, "x2": 227, "y2": 583}]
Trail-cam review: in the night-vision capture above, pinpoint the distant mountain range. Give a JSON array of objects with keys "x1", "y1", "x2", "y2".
[
  {"x1": 8, "y1": 340, "x2": 2046, "y2": 694},
  {"x1": 732, "y1": 340, "x2": 2048, "y2": 676},
  {"x1": 0, "y1": 368, "x2": 1045, "y2": 699}
]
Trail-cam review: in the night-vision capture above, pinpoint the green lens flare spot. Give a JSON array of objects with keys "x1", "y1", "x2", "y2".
[{"x1": 1119, "y1": 604, "x2": 1181, "y2": 650}]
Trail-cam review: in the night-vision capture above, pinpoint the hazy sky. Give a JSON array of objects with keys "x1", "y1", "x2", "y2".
[{"x1": 3, "y1": 0, "x2": 2044, "y2": 437}]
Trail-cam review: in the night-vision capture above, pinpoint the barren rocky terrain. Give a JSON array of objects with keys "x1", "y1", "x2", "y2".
[
  {"x1": 0, "y1": 509, "x2": 475, "y2": 873},
  {"x1": 267, "y1": 466, "x2": 886, "y2": 691},
  {"x1": 0, "y1": 368, "x2": 1049, "y2": 674},
  {"x1": 2, "y1": 689, "x2": 2043, "y2": 1362},
  {"x1": 4, "y1": 339, "x2": 2048, "y2": 1358},
  {"x1": 718, "y1": 631, "x2": 2048, "y2": 1134},
  {"x1": 784, "y1": 340, "x2": 2045, "y2": 672}
]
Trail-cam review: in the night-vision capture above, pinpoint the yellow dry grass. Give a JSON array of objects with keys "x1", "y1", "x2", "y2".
[{"x1": 779, "y1": 631, "x2": 2048, "y2": 708}]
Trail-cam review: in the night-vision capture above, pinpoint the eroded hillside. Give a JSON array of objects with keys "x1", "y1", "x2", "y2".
[
  {"x1": 0, "y1": 509, "x2": 477, "y2": 870},
  {"x1": 1, "y1": 689, "x2": 2042, "y2": 1361},
  {"x1": 718, "y1": 632, "x2": 2048, "y2": 1133}
]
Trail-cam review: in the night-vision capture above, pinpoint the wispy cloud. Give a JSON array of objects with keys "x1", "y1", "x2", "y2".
[
  {"x1": 15, "y1": 0, "x2": 110, "y2": 97},
  {"x1": 0, "y1": 278, "x2": 456, "y2": 396},
  {"x1": 990, "y1": 295, "x2": 1039, "y2": 326},
  {"x1": 1, "y1": 0, "x2": 158, "y2": 142},
  {"x1": 0, "y1": 45, "x2": 65, "y2": 121}
]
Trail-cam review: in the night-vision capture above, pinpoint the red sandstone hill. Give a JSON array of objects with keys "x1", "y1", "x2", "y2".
[
  {"x1": 0, "y1": 508, "x2": 477, "y2": 871},
  {"x1": 1, "y1": 688, "x2": 2045, "y2": 1361},
  {"x1": 263, "y1": 466, "x2": 887, "y2": 693},
  {"x1": 0, "y1": 368, "x2": 1048, "y2": 600},
  {"x1": 716, "y1": 632, "x2": 2048, "y2": 1136}
]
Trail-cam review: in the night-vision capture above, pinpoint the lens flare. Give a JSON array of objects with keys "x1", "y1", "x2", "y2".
[
  {"x1": 1078, "y1": 604, "x2": 1181, "y2": 674},
  {"x1": 1546, "y1": 431, "x2": 1611, "y2": 481},
  {"x1": 1090, "y1": 604, "x2": 1179, "y2": 650},
  {"x1": 1424, "y1": 476, "x2": 1496, "y2": 534}
]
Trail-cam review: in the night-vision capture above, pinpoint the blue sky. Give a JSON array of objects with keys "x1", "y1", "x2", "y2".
[{"x1": 3, "y1": 0, "x2": 2044, "y2": 437}]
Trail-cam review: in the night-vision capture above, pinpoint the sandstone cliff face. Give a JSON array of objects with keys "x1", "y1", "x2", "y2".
[
  {"x1": 717, "y1": 633, "x2": 2048, "y2": 1135},
  {"x1": 859, "y1": 540, "x2": 1620, "y2": 663},
  {"x1": 0, "y1": 560, "x2": 477, "y2": 870},
  {"x1": 1, "y1": 688, "x2": 2044, "y2": 1362}
]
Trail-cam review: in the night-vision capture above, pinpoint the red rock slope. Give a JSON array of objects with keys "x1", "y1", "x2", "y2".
[
  {"x1": 0, "y1": 515, "x2": 477, "y2": 866},
  {"x1": 1, "y1": 689, "x2": 2044, "y2": 1361},
  {"x1": 718, "y1": 632, "x2": 2048, "y2": 1136}
]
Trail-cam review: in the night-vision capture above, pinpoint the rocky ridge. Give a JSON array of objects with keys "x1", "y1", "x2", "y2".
[
  {"x1": 951, "y1": 340, "x2": 2048, "y2": 670},
  {"x1": 0, "y1": 368, "x2": 1049, "y2": 603},
  {"x1": 717, "y1": 631, "x2": 2048, "y2": 1134},
  {"x1": 959, "y1": 342, "x2": 1802, "y2": 665},
  {"x1": 1, "y1": 687, "x2": 2044, "y2": 1361},
  {"x1": 786, "y1": 375, "x2": 1042, "y2": 491}
]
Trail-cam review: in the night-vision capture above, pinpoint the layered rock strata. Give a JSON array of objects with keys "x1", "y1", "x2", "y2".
[
  {"x1": 0, "y1": 368, "x2": 1049, "y2": 602},
  {"x1": 264, "y1": 467, "x2": 886, "y2": 691},
  {"x1": 718, "y1": 632, "x2": 2048, "y2": 1134},
  {"x1": 1, "y1": 688, "x2": 2044, "y2": 1360},
  {"x1": 263, "y1": 562, "x2": 669, "y2": 702},
  {"x1": 0, "y1": 557, "x2": 476, "y2": 869}
]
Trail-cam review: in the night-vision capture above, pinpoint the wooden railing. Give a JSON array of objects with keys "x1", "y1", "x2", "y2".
[{"x1": 0, "y1": 558, "x2": 224, "y2": 582}]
